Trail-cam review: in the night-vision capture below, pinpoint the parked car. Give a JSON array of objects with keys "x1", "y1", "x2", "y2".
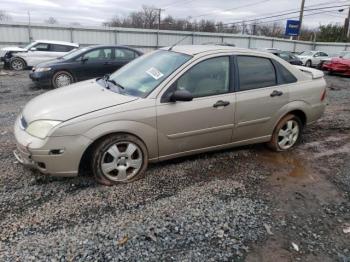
[
  {"x1": 29, "y1": 45, "x2": 143, "y2": 88},
  {"x1": 0, "y1": 40, "x2": 79, "y2": 70},
  {"x1": 297, "y1": 51, "x2": 329, "y2": 67},
  {"x1": 266, "y1": 50, "x2": 303, "y2": 65},
  {"x1": 14, "y1": 45, "x2": 326, "y2": 185},
  {"x1": 318, "y1": 51, "x2": 350, "y2": 69},
  {"x1": 322, "y1": 52, "x2": 350, "y2": 76}
]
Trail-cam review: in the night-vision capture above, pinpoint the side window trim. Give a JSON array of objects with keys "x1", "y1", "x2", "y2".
[
  {"x1": 271, "y1": 59, "x2": 297, "y2": 85},
  {"x1": 160, "y1": 55, "x2": 233, "y2": 103},
  {"x1": 234, "y1": 55, "x2": 278, "y2": 92}
]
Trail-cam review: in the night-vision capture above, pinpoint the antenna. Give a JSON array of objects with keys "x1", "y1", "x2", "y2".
[{"x1": 168, "y1": 34, "x2": 191, "y2": 51}]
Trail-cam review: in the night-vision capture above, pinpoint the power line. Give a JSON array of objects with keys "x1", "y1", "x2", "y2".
[
  {"x1": 162, "y1": 0, "x2": 196, "y2": 8},
  {"x1": 218, "y1": 4, "x2": 350, "y2": 26},
  {"x1": 190, "y1": 0, "x2": 271, "y2": 19}
]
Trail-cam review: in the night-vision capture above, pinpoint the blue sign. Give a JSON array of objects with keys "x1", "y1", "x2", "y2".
[{"x1": 285, "y1": 20, "x2": 300, "y2": 36}]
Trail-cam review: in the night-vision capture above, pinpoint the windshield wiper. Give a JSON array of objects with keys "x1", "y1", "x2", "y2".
[{"x1": 97, "y1": 75, "x2": 125, "y2": 91}]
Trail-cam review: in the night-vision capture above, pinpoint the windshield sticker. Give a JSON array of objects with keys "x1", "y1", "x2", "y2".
[{"x1": 146, "y1": 67, "x2": 164, "y2": 80}]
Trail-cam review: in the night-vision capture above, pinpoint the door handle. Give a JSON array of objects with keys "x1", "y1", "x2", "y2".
[
  {"x1": 213, "y1": 100, "x2": 230, "y2": 108},
  {"x1": 103, "y1": 62, "x2": 111, "y2": 65},
  {"x1": 270, "y1": 90, "x2": 283, "y2": 97}
]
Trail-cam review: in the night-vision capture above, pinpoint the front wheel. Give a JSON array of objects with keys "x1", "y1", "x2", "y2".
[
  {"x1": 268, "y1": 114, "x2": 303, "y2": 151},
  {"x1": 305, "y1": 60, "x2": 312, "y2": 67},
  {"x1": 10, "y1": 58, "x2": 26, "y2": 71},
  {"x1": 91, "y1": 134, "x2": 148, "y2": 185},
  {"x1": 52, "y1": 70, "x2": 74, "y2": 88}
]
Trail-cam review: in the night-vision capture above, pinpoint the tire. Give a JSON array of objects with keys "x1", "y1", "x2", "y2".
[
  {"x1": 52, "y1": 70, "x2": 74, "y2": 88},
  {"x1": 10, "y1": 58, "x2": 26, "y2": 71},
  {"x1": 267, "y1": 114, "x2": 303, "y2": 152},
  {"x1": 91, "y1": 134, "x2": 148, "y2": 186},
  {"x1": 305, "y1": 60, "x2": 312, "y2": 67}
]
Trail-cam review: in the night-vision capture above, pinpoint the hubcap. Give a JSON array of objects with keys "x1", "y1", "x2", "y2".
[
  {"x1": 100, "y1": 141, "x2": 143, "y2": 182},
  {"x1": 277, "y1": 120, "x2": 299, "y2": 150},
  {"x1": 12, "y1": 60, "x2": 23, "y2": 70},
  {"x1": 55, "y1": 73, "x2": 72, "y2": 87}
]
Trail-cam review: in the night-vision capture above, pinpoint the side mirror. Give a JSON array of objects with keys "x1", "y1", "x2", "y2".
[
  {"x1": 30, "y1": 47, "x2": 37, "y2": 51},
  {"x1": 170, "y1": 89, "x2": 193, "y2": 102},
  {"x1": 80, "y1": 57, "x2": 88, "y2": 63}
]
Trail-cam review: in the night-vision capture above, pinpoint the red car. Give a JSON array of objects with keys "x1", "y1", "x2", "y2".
[{"x1": 322, "y1": 55, "x2": 350, "y2": 76}]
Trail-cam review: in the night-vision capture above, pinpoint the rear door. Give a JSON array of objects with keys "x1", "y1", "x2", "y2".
[
  {"x1": 233, "y1": 55, "x2": 296, "y2": 142},
  {"x1": 109, "y1": 48, "x2": 138, "y2": 73}
]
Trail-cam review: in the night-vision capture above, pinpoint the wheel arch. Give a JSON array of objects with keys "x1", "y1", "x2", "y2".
[{"x1": 79, "y1": 131, "x2": 148, "y2": 174}]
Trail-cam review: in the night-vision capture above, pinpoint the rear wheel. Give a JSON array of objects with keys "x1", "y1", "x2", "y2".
[
  {"x1": 10, "y1": 58, "x2": 26, "y2": 71},
  {"x1": 52, "y1": 70, "x2": 74, "y2": 88},
  {"x1": 91, "y1": 134, "x2": 148, "y2": 185},
  {"x1": 268, "y1": 114, "x2": 303, "y2": 151}
]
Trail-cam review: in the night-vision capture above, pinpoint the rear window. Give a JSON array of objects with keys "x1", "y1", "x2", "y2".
[
  {"x1": 51, "y1": 44, "x2": 75, "y2": 52},
  {"x1": 237, "y1": 56, "x2": 277, "y2": 91},
  {"x1": 273, "y1": 61, "x2": 297, "y2": 84}
]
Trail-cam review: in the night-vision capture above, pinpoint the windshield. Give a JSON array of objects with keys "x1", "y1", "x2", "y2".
[
  {"x1": 22, "y1": 42, "x2": 37, "y2": 50},
  {"x1": 61, "y1": 47, "x2": 89, "y2": 60},
  {"x1": 108, "y1": 50, "x2": 192, "y2": 97},
  {"x1": 300, "y1": 51, "x2": 314, "y2": 56}
]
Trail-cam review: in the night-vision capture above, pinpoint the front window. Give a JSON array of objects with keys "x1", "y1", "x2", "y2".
[
  {"x1": 108, "y1": 50, "x2": 192, "y2": 98},
  {"x1": 61, "y1": 47, "x2": 89, "y2": 60}
]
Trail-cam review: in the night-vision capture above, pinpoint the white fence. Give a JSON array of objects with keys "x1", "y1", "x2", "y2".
[{"x1": 0, "y1": 22, "x2": 349, "y2": 54}]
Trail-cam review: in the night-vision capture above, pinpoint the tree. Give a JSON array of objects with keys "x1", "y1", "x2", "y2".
[
  {"x1": 316, "y1": 24, "x2": 347, "y2": 42},
  {"x1": 0, "y1": 10, "x2": 12, "y2": 22},
  {"x1": 45, "y1": 17, "x2": 58, "y2": 25}
]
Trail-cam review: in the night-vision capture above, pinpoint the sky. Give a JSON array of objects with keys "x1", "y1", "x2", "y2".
[{"x1": 1, "y1": 0, "x2": 349, "y2": 29}]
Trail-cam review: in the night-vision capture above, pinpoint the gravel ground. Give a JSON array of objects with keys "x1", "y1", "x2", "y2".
[{"x1": 0, "y1": 70, "x2": 349, "y2": 261}]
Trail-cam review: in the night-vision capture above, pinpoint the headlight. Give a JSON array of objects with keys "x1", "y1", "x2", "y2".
[
  {"x1": 26, "y1": 120, "x2": 61, "y2": 139},
  {"x1": 35, "y1": 67, "x2": 51, "y2": 72}
]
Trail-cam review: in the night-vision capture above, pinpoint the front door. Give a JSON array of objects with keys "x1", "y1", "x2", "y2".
[
  {"x1": 75, "y1": 47, "x2": 115, "y2": 81},
  {"x1": 233, "y1": 55, "x2": 291, "y2": 142},
  {"x1": 156, "y1": 56, "x2": 235, "y2": 158}
]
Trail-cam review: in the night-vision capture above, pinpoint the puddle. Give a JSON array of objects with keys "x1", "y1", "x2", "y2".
[{"x1": 256, "y1": 151, "x2": 307, "y2": 178}]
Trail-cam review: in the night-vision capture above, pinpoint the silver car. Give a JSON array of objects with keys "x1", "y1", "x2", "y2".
[{"x1": 14, "y1": 45, "x2": 327, "y2": 185}]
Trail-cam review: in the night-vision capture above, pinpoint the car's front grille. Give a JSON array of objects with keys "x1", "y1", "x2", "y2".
[{"x1": 20, "y1": 116, "x2": 28, "y2": 130}]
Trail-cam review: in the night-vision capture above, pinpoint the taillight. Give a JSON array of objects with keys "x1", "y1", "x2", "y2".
[{"x1": 320, "y1": 89, "x2": 326, "y2": 101}]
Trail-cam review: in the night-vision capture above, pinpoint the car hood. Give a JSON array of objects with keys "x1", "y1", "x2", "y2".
[
  {"x1": 1, "y1": 46, "x2": 27, "y2": 52},
  {"x1": 34, "y1": 58, "x2": 64, "y2": 68},
  {"x1": 22, "y1": 80, "x2": 139, "y2": 123},
  {"x1": 297, "y1": 56, "x2": 310, "y2": 60}
]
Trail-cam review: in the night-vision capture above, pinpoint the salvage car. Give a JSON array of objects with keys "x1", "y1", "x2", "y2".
[
  {"x1": 322, "y1": 52, "x2": 350, "y2": 76},
  {"x1": 317, "y1": 51, "x2": 350, "y2": 69},
  {"x1": 30, "y1": 45, "x2": 143, "y2": 88},
  {"x1": 1, "y1": 40, "x2": 78, "y2": 70},
  {"x1": 14, "y1": 45, "x2": 327, "y2": 185},
  {"x1": 297, "y1": 51, "x2": 329, "y2": 67}
]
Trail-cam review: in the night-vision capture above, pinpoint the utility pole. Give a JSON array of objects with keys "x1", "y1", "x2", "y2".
[
  {"x1": 27, "y1": 10, "x2": 32, "y2": 42},
  {"x1": 298, "y1": 0, "x2": 305, "y2": 40},
  {"x1": 344, "y1": 6, "x2": 350, "y2": 39},
  {"x1": 157, "y1": 8, "x2": 164, "y2": 30}
]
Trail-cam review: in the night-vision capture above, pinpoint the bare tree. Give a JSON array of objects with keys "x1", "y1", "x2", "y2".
[
  {"x1": 45, "y1": 17, "x2": 58, "y2": 24},
  {"x1": 0, "y1": 10, "x2": 12, "y2": 22}
]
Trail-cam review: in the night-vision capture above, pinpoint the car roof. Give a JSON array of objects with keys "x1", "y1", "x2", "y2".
[
  {"x1": 81, "y1": 45, "x2": 142, "y2": 53},
  {"x1": 161, "y1": 45, "x2": 270, "y2": 56},
  {"x1": 34, "y1": 40, "x2": 79, "y2": 47}
]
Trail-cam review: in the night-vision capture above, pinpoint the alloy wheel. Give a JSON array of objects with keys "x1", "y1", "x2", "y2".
[
  {"x1": 277, "y1": 120, "x2": 300, "y2": 150},
  {"x1": 100, "y1": 141, "x2": 143, "y2": 182},
  {"x1": 11, "y1": 59, "x2": 24, "y2": 70}
]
